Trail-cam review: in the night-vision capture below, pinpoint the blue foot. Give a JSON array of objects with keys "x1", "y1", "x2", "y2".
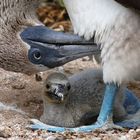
[
  {"x1": 29, "y1": 119, "x2": 66, "y2": 132},
  {"x1": 116, "y1": 120, "x2": 140, "y2": 129},
  {"x1": 123, "y1": 89, "x2": 140, "y2": 114},
  {"x1": 29, "y1": 119, "x2": 98, "y2": 132},
  {"x1": 114, "y1": 89, "x2": 140, "y2": 129},
  {"x1": 29, "y1": 119, "x2": 122, "y2": 132}
]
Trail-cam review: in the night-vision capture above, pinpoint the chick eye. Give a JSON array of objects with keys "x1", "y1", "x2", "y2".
[
  {"x1": 33, "y1": 51, "x2": 41, "y2": 60},
  {"x1": 46, "y1": 84, "x2": 50, "y2": 89},
  {"x1": 67, "y1": 84, "x2": 71, "y2": 91}
]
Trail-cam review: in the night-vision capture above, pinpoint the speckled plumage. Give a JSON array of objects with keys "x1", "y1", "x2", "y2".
[{"x1": 0, "y1": 0, "x2": 44, "y2": 74}]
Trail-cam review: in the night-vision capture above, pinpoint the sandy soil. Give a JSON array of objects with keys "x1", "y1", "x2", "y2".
[
  {"x1": 0, "y1": 2, "x2": 140, "y2": 139},
  {"x1": 0, "y1": 58, "x2": 140, "y2": 140}
]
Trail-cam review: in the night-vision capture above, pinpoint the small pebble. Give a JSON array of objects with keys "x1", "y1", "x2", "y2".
[
  {"x1": 91, "y1": 137, "x2": 101, "y2": 140},
  {"x1": 136, "y1": 128, "x2": 140, "y2": 135},
  {"x1": 46, "y1": 136, "x2": 59, "y2": 140},
  {"x1": 35, "y1": 73, "x2": 43, "y2": 82},
  {"x1": 0, "y1": 127, "x2": 12, "y2": 138},
  {"x1": 119, "y1": 135, "x2": 127, "y2": 140},
  {"x1": 128, "y1": 129, "x2": 136, "y2": 138},
  {"x1": 12, "y1": 82, "x2": 26, "y2": 89}
]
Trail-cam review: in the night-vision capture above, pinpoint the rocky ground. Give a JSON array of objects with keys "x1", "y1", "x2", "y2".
[
  {"x1": 0, "y1": 58, "x2": 140, "y2": 140},
  {"x1": 0, "y1": 2, "x2": 140, "y2": 140}
]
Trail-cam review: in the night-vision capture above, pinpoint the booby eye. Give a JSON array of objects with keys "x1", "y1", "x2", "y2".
[{"x1": 33, "y1": 51, "x2": 42, "y2": 60}]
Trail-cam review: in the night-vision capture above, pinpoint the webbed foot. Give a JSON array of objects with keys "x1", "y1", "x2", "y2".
[
  {"x1": 28, "y1": 118, "x2": 123, "y2": 132},
  {"x1": 115, "y1": 109, "x2": 140, "y2": 129},
  {"x1": 28, "y1": 119, "x2": 66, "y2": 132},
  {"x1": 116, "y1": 120, "x2": 140, "y2": 129}
]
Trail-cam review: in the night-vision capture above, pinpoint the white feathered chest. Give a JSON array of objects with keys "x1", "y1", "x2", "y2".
[{"x1": 64, "y1": 0, "x2": 140, "y2": 84}]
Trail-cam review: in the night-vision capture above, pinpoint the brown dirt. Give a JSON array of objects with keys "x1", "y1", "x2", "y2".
[
  {"x1": 0, "y1": 58, "x2": 140, "y2": 140},
  {"x1": 0, "y1": 2, "x2": 140, "y2": 140}
]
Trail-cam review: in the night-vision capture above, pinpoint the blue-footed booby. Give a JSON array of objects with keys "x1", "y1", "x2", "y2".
[
  {"x1": 30, "y1": 68, "x2": 140, "y2": 130},
  {"x1": 0, "y1": 0, "x2": 100, "y2": 74},
  {"x1": 29, "y1": 0, "x2": 140, "y2": 132},
  {"x1": 115, "y1": 0, "x2": 140, "y2": 10}
]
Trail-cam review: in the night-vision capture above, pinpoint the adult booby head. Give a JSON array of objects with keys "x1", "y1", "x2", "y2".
[
  {"x1": 0, "y1": 0, "x2": 99, "y2": 74},
  {"x1": 32, "y1": 0, "x2": 140, "y2": 132}
]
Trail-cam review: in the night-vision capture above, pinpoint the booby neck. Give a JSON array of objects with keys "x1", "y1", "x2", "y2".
[
  {"x1": 0, "y1": 0, "x2": 40, "y2": 27},
  {"x1": 0, "y1": 0, "x2": 42, "y2": 74}
]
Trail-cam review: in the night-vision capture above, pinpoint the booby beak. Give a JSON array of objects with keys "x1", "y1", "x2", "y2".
[{"x1": 20, "y1": 26, "x2": 99, "y2": 68}]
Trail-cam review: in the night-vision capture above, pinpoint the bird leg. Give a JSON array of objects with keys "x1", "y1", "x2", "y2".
[
  {"x1": 28, "y1": 84, "x2": 140, "y2": 132},
  {"x1": 63, "y1": 83, "x2": 122, "y2": 132},
  {"x1": 115, "y1": 89, "x2": 140, "y2": 129}
]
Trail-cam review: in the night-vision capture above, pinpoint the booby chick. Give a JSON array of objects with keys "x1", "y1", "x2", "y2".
[
  {"x1": 30, "y1": 68, "x2": 140, "y2": 130},
  {"x1": 0, "y1": 0, "x2": 100, "y2": 75},
  {"x1": 35, "y1": 0, "x2": 140, "y2": 132}
]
